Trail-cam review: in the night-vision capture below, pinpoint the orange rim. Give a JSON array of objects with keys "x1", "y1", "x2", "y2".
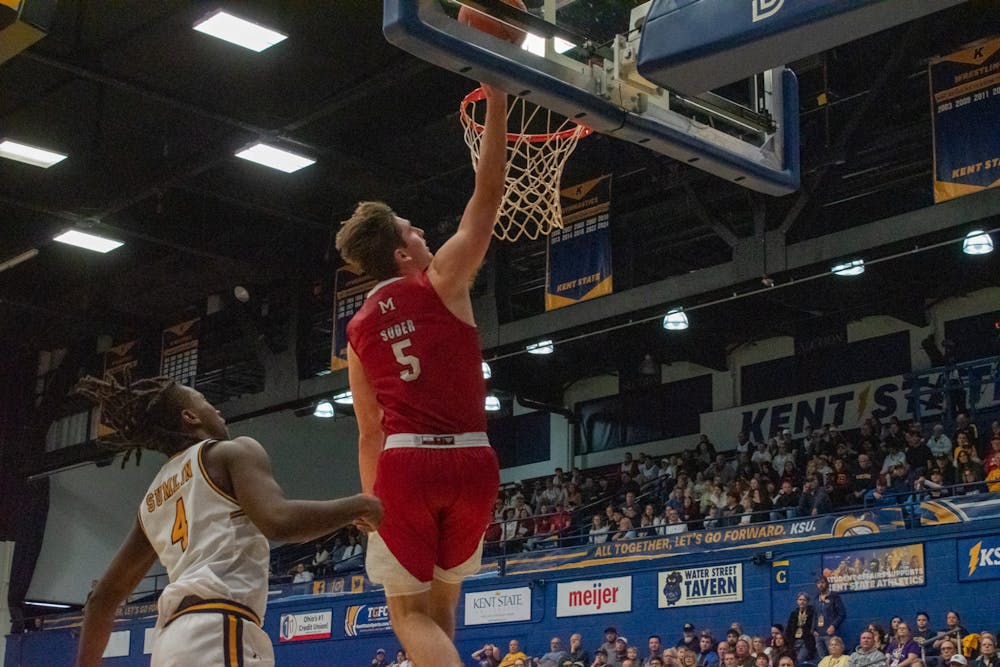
[{"x1": 460, "y1": 87, "x2": 593, "y2": 143}]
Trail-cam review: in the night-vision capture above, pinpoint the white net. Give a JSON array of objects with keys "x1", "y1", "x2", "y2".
[{"x1": 460, "y1": 88, "x2": 592, "y2": 242}]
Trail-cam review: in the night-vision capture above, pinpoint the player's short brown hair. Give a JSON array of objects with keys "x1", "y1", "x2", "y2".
[{"x1": 335, "y1": 201, "x2": 405, "y2": 281}]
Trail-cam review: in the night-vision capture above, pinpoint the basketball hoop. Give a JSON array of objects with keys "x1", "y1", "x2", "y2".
[{"x1": 459, "y1": 87, "x2": 593, "y2": 242}]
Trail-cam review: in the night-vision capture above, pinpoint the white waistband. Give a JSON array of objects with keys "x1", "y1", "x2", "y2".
[{"x1": 384, "y1": 432, "x2": 490, "y2": 449}]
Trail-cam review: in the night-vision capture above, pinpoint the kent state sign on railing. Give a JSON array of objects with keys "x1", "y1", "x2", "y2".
[
  {"x1": 705, "y1": 363, "x2": 1000, "y2": 443},
  {"x1": 957, "y1": 534, "x2": 1000, "y2": 582}
]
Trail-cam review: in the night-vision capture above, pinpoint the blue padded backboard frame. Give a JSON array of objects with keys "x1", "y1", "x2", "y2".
[
  {"x1": 384, "y1": 0, "x2": 800, "y2": 195},
  {"x1": 637, "y1": 0, "x2": 968, "y2": 96}
]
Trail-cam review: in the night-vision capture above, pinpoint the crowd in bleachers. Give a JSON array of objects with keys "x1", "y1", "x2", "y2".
[
  {"x1": 485, "y1": 415, "x2": 1000, "y2": 553},
  {"x1": 459, "y1": 606, "x2": 998, "y2": 667}
]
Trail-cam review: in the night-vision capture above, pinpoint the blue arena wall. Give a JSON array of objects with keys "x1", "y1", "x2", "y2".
[{"x1": 8, "y1": 495, "x2": 1000, "y2": 666}]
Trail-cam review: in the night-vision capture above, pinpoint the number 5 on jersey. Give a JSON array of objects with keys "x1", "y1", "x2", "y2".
[
  {"x1": 171, "y1": 497, "x2": 189, "y2": 551},
  {"x1": 392, "y1": 338, "x2": 421, "y2": 382}
]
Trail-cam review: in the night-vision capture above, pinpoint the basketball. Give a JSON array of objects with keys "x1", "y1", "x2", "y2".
[{"x1": 458, "y1": 0, "x2": 527, "y2": 46}]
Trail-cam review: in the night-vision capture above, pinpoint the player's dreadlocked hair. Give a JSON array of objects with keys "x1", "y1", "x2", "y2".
[{"x1": 75, "y1": 374, "x2": 196, "y2": 467}]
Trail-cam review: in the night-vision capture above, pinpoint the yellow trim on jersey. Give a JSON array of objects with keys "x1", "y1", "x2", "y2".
[
  {"x1": 197, "y1": 441, "x2": 239, "y2": 506},
  {"x1": 226, "y1": 614, "x2": 240, "y2": 667},
  {"x1": 165, "y1": 599, "x2": 261, "y2": 628}
]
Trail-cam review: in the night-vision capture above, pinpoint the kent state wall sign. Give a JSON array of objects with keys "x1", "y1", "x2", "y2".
[
  {"x1": 279, "y1": 610, "x2": 333, "y2": 642},
  {"x1": 958, "y1": 535, "x2": 1000, "y2": 581},
  {"x1": 464, "y1": 586, "x2": 532, "y2": 626},
  {"x1": 658, "y1": 564, "x2": 743, "y2": 608},
  {"x1": 822, "y1": 544, "x2": 924, "y2": 592},
  {"x1": 556, "y1": 576, "x2": 632, "y2": 617}
]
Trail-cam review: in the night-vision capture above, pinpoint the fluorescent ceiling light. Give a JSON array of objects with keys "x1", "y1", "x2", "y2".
[
  {"x1": 53, "y1": 230, "x2": 123, "y2": 254},
  {"x1": 963, "y1": 230, "x2": 994, "y2": 255},
  {"x1": 485, "y1": 394, "x2": 502, "y2": 412},
  {"x1": 831, "y1": 259, "x2": 865, "y2": 276},
  {"x1": 662, "y1": 308, "x2": 689, "y2": 331},
  {"x1": 193, "y1": 11, "x2": 287, "y2": 52},
  {"x1": 526, "y1": 339, "x2": 554, "y2": 354},
  {"x1": 235, "y1": 142, "x2": 315, "y2": 173},
  {"x1": 482, "y1": 361, "x2": 492, "y2": 379},
  {"x1": 313, "y1": 401, "x2": 335, "y2": 418},
  {"x1": 0, "y1": 140, "x2": 68, "y2": 168},
  {"x1": 521, "y1": 33, "x2": 576, "y2": 57},
  {"x1": 0, "y1": 248, "x2": 38, "y2": 273},
  {"x1": 24, "y1": 601, "x2": 71, "y2": 609},
  {"x1": 332, "y1": 390, "x2": 353, "y2": 405}
]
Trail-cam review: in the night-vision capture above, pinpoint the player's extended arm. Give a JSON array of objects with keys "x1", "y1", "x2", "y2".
[
  {"x1": 219, "y1": 436, "x2": 382, "y2": 543},
  {"x1": 76, "y1": 520, "x2": 158, "y2": 667},
  {"x1": 428, "y1": 83, "x2": 507, "y2": 304},
  {"x1": 348, "y1": 343, "x2": 385, "y2": 496}
]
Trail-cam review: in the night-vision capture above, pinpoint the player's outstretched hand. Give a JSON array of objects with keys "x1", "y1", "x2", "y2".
[{"x1": 351, "y1": 493, "x2": 383, "y2": 532}]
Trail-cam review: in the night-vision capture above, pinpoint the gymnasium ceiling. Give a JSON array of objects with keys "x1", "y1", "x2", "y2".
[{"x1": 1, "y1": 1, "x2": 1000, "y2": 406}]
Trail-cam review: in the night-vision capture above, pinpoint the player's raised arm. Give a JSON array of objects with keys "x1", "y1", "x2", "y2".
[{"x1": 427, "y1": 83, "x2": 507, "y2": 300}]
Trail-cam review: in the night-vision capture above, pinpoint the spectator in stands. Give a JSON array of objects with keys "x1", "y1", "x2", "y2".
[
  {"x1": 953, "y1": 413, "x2": 979, "y2": 449},
  {"x1": 498, "y1": 640, "x2": 529, "y2": 667},
  {"x1": 721, "y1": 492, "x2": 745, "y2": 527},
  {"x1": 722, "y1": 652, "x2": 740, "y2": 667},
  {"x1": 590, "y1": 514, "x2": 611, "y2": 544},
  {"x1": 868, "y1": 625, "x2": 889, "y2": 652},
  {"x1": 647, "y1": 658, "x2": 665, "y2": 667},
  {"x1": 291, "y1": 562, "x2": 313, "y2": 585},
  {"x1": 819, "y1": 637, "x2": 849, "y2": 667},
  {"x1": 538, "y1": 637, "x2": 569, "y2": 667},
  {"x1": 620, "y1": 472, "x2": 642, "y2": 499},
  {"x1": 735, "y1": 639, "x2": 755, "y2": 667},
  {"x1": 592, "y1": 649, "x2": 610, "y2": 667},
  {"x1": 778, "y1": 657, "x2": 796, "y2": 667},
  {"x1": 333, "y1": 530, "x2": 364, "y2": 572},
  {"x1": 938, "y1": 639, "x2": 960, "y2": 667},
  {"x1": 559, "y1": 632, "x2": 590, "y2": 667},
  {"x1": 598, "y1": 628, "x2": 621, "y2": 667},
  {"x1": 391, "y1": 649, "x2": 413, "y2": 667},
  {"x1": 887, "y1": 623, "x2": 922, "y2": 667},
  {"x1": 752, "y1": 637, "x2": 767, "y2": 659},
  {"x1": 697, "y1": 633, "x2": 720, "y2": 667},
  {"x1": 664, "y1": 647, "x2": 681, "y2": 667},
  {"x1": 525, "y1": 504, "x2": 555, "y2": 551},
  {"x1": 953, "y1": 432, "x2": 981, "y2": 467},
  {"x1": 614, "y1": 638, "x2": 630, "y2": 666},
  {"x1": 926, "y1": 425, "x2": 952, "y2": 458},
  {"x1": 799, "y1": 474, "x2": 832, "y2": 517},
  {"x1": 850, "y1": 631, "x2": 887, "y2": 667},
  {"x1": 971, "y1": 634, "x2": 997, "y2": 667},
  {"x1": 541, "y1": 478, "x2": 567, "y2": 508},
  {"x1": 911, "y1": 612, "x2": 937, "y2": 662},
  {"x1": 814, "y1": 575, "x2": 846, "y2": 657},
  {"x1": 957, "y1": 467, "x2": 988, "y2": 495},
  {"x1": 865, "y1": 477, "x2": 895, "y2": 507},
  {"x1": 645, "y1": 636, "x2": 664, "y2": 666},
  {"x1": 851, "y1": 454, "x2": 878, "y2": 504},
  {"x1": 749, "y1": 486, "x2": 774, "y2": 523},
  {"x1": 768, "y1": 626, "x2": 792, "y2": 667},
  {"x1": 641, "y1": 455, "x2": 661, "y2": 484},
  {"x1": 906, "y1": 428, "x2": 934, "y2": 474},
  {"x1": 933, "y1": 611, "x2": 966, "y2": 650},
  {"x1": 565, "y1": 482, "x2": 583, "y2": 509},
  {"x1": 622, "y1": 452, "x2": 639, "y2": 477},
  {"x1": 474, "y1": 644, "x2": 501, "y2": 666},
  {"x1": 956, "y1": 447, "x2": 985, "y2": 479},
  {"x1": 676, "y1": 624, "x2": 698, "y2": 651},
  {"x1": 786, "y1": 592, "x2": 817, "y2": 663},
  {"x1": 657, "y1": 507, "x2": 687, "y2": 535},
  {"x1": 311, "y1": 541, "x2": 330, "y2": 576},
  {"x1": 371, "y1": 648, "x2": 390, "y2": 667},
  {"x1": 612, "y1": 512, "x2": 636, "y2": 541},
  {"x1": 772, "y1": 480, "x2": 800, "y2": 521}
]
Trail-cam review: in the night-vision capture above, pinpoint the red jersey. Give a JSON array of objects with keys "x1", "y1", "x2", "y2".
[{"x1": 347, "y1": 271, "x2": 487, "y2": 435}]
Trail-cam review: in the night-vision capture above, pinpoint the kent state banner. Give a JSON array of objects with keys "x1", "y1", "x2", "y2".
[
  {"x1": 822, "y1": 544, "x2": 925, "y2": 592},
  {"x1": 544, "y1": 175, "x2": 612, "y2": 311},
  {"x1": 930, "y1": 36, "x2": 1000, "y2": 202},
  {"x1": 958, "y1": 534, "x2": 1000, "y2": 582}
]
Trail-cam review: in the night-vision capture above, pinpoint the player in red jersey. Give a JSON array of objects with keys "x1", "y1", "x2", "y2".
[{"x1": 334, "y1": 82, "x2": 507, "y2": 667}]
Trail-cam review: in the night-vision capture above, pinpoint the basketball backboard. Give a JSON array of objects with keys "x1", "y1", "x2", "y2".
[{"x1": 383, "y1": 0, "x2": 801, "y2": 195}]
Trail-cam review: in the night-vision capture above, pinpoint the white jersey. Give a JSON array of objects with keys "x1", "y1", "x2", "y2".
[{"x1": 138, "y1": 439, "x2": 269, "y2": 628}]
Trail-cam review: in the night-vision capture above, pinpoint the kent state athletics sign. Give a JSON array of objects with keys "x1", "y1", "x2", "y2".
[{"x1": 958, "y1": 535, "x2": 1000, "y2": 582}]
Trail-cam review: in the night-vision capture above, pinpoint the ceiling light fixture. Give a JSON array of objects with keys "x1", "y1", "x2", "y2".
[
  {"x1": 332, "y1": 390, "x2": 353, "y2": 405},
  {"x1": 0, "y1": 248, "x2": 39, "y2": 273},
  {"x1": 193, "y1": 11, "x2": 287, "y2": 52},
  {"x1": 482, "y1": 361, "x2": 492, "y2": 379},
  {"x1": 24, "y1": 601, "x2": 72, "y2": 609},
  {"x1": 525, "y1": 339, "x2": 554, "y2": 354},
  {"x1": 521, "y1": 33, "x2": 576, "y2": 57},
  {"x1": 662, "y1": 308, "x2": 689, "y2": 330},
  {"x1": 312, "y1": 401, "x2": 335, "y2": 418},
  {"x1": 0, "y1": 139, "x2": 68, "y2": 168},
  {"x1": 235, "y1": 143, "x2": 315, "y2": 173},
  {"x1": 485, "y1": 394, "x2": 502, "y2": 412},
  {"x1": 53, "y1": 230, "x2": 123, "y2": 254},
  {"x1": 831, "y1": 259, "x2": 865, "y2": 276},
  {"x1": 962, "y1": 230, "x2": 994, "y2": 255}
]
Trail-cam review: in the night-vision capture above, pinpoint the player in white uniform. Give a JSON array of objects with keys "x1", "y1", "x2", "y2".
[{"x1": 75, "y1": 375, "x2": 382, "y2": 667}]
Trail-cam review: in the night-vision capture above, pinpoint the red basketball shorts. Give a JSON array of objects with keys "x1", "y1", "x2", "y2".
[{"x1": 367, "y1": 434, "x2": 500, "y2": 593}]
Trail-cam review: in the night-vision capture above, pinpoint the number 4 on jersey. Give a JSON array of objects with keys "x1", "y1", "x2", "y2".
[
  {"x1": 171, "y1": 497, "x2": 189, "y2": 551},
  {"x1": 392, "y1": 338, "x2": 421, "y2": 382}
]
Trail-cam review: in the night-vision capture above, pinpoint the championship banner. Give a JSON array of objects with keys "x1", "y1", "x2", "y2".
[
  {"x1": 545, "y1": 175, "x2": 612, "y2": 311},
  {"x1": 930, "y1": 36, "x2": 1000, "y2": 202},
  {"x1": 464, "y1": 587, "x2": 532, "y2": 626},
  {"x1": 822, "y1": 544, "x2": 924, "y2": 592},
  {"x1": 98, "y1": 340, "x2": 140, "y2": 436},
  {"x1": 331, "y1": 266, "x2": 376, "y2": 371},
  {"x1": 279, "y1": 610, "x2": 333, "y2": 642},
  {"x1": 658, "y1": 563, "x2": 742, "y2": 608},
  {"x1": 703, "y1": 361, "x2": 1000, "y2": 444},
  {"x1": 498, "y1": 495, "x2": 1000, "y2": 577},
  {"x1": 958, "y1": 534, "x2": 1000, "y2": 581},
  {"x1": 343, "y1": 604, "x2": 392, "y2": 637},
  {"x1": 160, "y1": 319, "x2": 199, "y2": 386}
]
